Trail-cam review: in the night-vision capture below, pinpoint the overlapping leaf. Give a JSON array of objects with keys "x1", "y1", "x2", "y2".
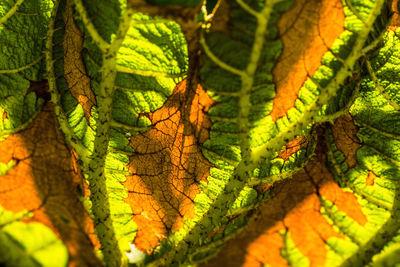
[
  {"x1": 0, "y1": 206, "x2": 68, "y2": 266},
  {"x1": 145, "y1": 0, "x2": 390, "y2": 265},
  {"x1": 0, "y1": 1, "x2": 96, "y2": 266},
  {"x1": 1, "y1": 0, "x2": 399, "y2": 266},
  {"x1": 49, "y1": 0, "x2": 189, "y2": 262},
  {"x1": 0, "y1": 0, "x2": 52, "y2": 136},
  {"x1": 0, "y1": 102, "x2": 102, "y2": 266},
  {"x1": 203, "y1": 11, "x2": 400, "y2": 267}
]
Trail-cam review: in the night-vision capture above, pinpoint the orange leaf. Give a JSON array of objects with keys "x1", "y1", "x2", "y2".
[
  {"x1": 0, "y1": 103, "x2": 100, "y2": 267},
  {"x1": 271, "y1": 0, "x2": 345, "y2": 121},
  {"x1": 203, "y1": 126, "x2": 366, "y2": 267},
  {"x1": 62, "y1": 0, "x2": 96, "y2": 121},
  {"x1": 124, "y1": 80, "x2": 215, "y2": 252}
]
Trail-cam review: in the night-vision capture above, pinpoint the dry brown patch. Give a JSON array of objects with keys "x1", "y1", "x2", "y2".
[
  {"x1": 331, "y1": 115, "x2": 360, "y2": 168},
  {"x1": 0, "y1": 103, "x2": 100, "y2": 266},
  {"x1": 389, "y1": 0, "x2": 400, "y2": 30},
  {"x1": 366, "y1": 171, "x2": 376, "y2": 186},
  {"x1": 278, "y1": 136, "x2": 307, "y2": 161},
  {"x1": 124, "y1": 80, "x2": 214, "y2": 252},
  {"x1": 62, "y1": 0, "x2": 96, "y2": 120},
  {"x1": 270, "y1": 0, "x2": 345, "y2": 121}
]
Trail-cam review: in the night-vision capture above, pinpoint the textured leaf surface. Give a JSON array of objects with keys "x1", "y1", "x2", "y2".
[
  {"x1": 0, "y1": 103, "x2": 100, "y2": 266},
  {"x1": 124, "y1": 79, "x2": 214, "y2": 252},
  {"x1": 1, "y1": 0, "x2": 400, "y2": 266},
  {"x1": 0, "y1": 206, "x2": 68, "y2": 266},
  {"x1": 0, "y1": 0, "x2": 51, "y2": 80},
  {"x1": 0, "y1": 0, "x2": 52, "y2": 137},
  {"x1": 203, "y1": 22, "x2": 400, "y2": 267},
  {"x1": 50, "y1": 0, "x2": 189, "y2": 260}
]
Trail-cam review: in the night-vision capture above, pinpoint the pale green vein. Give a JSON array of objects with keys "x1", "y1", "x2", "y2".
[
  {"x1": 110, "y1": 120, "x2": 149, "y2": 132},
  {"x1": 248, "y1": 163, "x2": 309, "y2": 187},
  {"x1": 249, "y1": 134, "x2": 317, "y2": 186},
  {"x1": 344, "y1": 0, "x2": 367, "y2": 26},
  {"x1": 84, "y1": 7, "x2": 134, "y2": 266},
  {"x1": 202, "y1": 147, "x2": 240, "y2": 167},
  {"x1": 363, "y1": 144, "x2": 400, "y2": 167},
  {"x1": 115, "y1": 65, "x2": 186, "y2": 78},
  {"x1": 189, "y1": 225, "x2": 247, "y2": 264},
  {"x1": 200, "y1": 31, "x2": 245, "y2": 77},
  {"x1": 0, "y1": 0, "x2": 25, "y2": 25},
  {"x1": 315, "y1": 81, "x2": 360, "y2": 124},
  {"x1": 366, "y1": 59, "x2": 400, "y2": 110},
  {"x1": 234, "y1": 0, "x2": 274, "y2": 175},
  {"x1": 353, "y1": 116, "x2": 400, "y2": 141},
  {"x1": 362, "y1": 29, "x2": 387, "y2": 54},
  {"x1": 227, "y1": 191, "x2": 271, "y2": 216},
  {"x1": 236, "y1": 0, "x2": 259, "y2": 18},
  {"x1": 0, "y1": 55, "x2": 44, "y2": 74},
  {"x1": 73, "y1": 0, "x2": 110, "y2": 52},
  {"x1": 0, "y1": 210, "x2": 32, "y2": 228}
]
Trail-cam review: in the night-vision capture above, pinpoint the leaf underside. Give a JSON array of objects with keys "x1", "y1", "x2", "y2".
[{"x1": 0, "y1": 0, "x2": 400, "y2": 266}]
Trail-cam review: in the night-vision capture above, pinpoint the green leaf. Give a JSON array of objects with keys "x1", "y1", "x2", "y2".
[
  {"x1": 152, "y1": 0, "x2": 390, "y2": 265},
  {"x1": 0, "y1": 0, "x2": 52, "y2": 80},
  {"x1": 322, "y1": 28, "x2": 400, "y2": 266},
  {"x1": 2, "y1": 0, "x2": 400, "y2": 266},
  {"x1": 0, "y1": 206, "x2": 68, "y2": 266},
  {"x1": 0, "y1": 74, "x2": 44, "y2": 137},
  {"x1": 0, "y1": 0, "x2": 50, "y2": 138},
  {"x1": 49, "y1": 0, "x2": 188, "y2": 263}
]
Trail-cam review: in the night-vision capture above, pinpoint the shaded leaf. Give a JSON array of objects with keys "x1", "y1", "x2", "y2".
[
  {"x1": 0, "y1": 206, "x2": 68, "y2": 267},
  {"x1": 203, "y1": 20, "x2": 400, "y2": 267},
  {"x1": 0, "y1": 103, "x2": 100, "y2": 266}
]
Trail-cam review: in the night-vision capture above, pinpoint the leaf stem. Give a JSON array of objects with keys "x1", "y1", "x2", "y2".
[
  {"x1": 0, "y1": 0, "x2": 25, "y2": 26},
  {"x1": 84, "y1": 7, "x2": 133, "y2": 267}
]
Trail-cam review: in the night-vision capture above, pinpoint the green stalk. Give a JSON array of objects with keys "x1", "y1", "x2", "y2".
[{"x1": 84, "y1": 7, "x2": 133, "y2": 266}]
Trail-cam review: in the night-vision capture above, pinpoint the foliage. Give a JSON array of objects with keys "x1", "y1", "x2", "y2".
[{"x1": 0, "y1": 0, "x2": 399, "y2": 266}]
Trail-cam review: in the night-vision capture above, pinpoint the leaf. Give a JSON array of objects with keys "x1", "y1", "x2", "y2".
[
  {"x1": 0, "y1": 206, "x2": 68, "y2": 266},
  {"x1": 203, "y1": 18, "x2": 400, "y2": 267},
  {"x1": 123, "y1": 79, "x2": 213, "y2": 251},
  {"x1": 0, "y1": 74, "x2": 43, "y2": 136},
  {"x1": 0, "y1": 0, "x2": 53, "y2": 137},
  {"x1": 1, "y1": 0, "x2": 400, "y2": 266},
  {"x1": 48, "y1": 0, "x2": 189, "y2": 263},
  {"x1": 0, "y1": 0, "x2": 51, "y2": 80},
  {"x1": 149, "y1": 0, "x2": 389, "y2": 265},
  {"x1": 0, "y1": 102, "x2": 101, "y2": 266}
]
